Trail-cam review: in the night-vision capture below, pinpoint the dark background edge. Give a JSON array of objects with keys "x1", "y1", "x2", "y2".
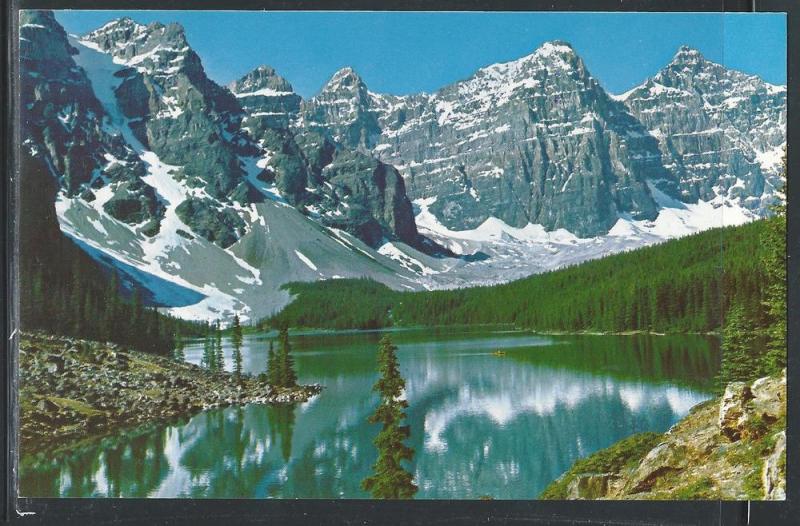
[{"x1": 3, "y1": 0, "x2": 797, "y2": 524}]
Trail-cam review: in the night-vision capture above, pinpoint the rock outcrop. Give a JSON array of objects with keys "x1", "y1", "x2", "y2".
[
  {"x1": 541, "y1": 370, "x2": 786, "y2": 500},
  {"x1": 20, "y1": 11, "x2": 164, "y2": 233},
  {"x1": 19, "y1": 333, "x2": 322, "y2": 452},
  {"x1": 229, "y1": 66, "x2": 423, "y2": 248}
]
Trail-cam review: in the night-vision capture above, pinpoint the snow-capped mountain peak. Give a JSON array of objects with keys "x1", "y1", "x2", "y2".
[{"x1": 20, "y1": 13, "x2": 787, "y2": 324}]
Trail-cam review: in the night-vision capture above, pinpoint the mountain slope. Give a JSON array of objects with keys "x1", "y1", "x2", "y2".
[
  {"x1": 268, "y1": 219, "x2": 767, "y2": 334},
  {"x1": 21, "y1": 12, "x2": 437, "y2": 322}
]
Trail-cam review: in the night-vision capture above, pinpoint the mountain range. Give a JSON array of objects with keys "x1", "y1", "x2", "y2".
[{"x1": 19, "y1": 11, "x2": 786, "y2": 321}]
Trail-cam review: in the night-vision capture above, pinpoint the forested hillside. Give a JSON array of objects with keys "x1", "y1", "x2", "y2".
[{"x1": 268, "y1": 220, "x2": 766, "y2": 333}]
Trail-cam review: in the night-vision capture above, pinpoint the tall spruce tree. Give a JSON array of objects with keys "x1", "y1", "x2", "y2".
[
  {"x1": 362, "y1": 335, "x2": 417, "y2": 499},
  {"x1": 717, "y1": 302, "x2": 762, "y2": 389},
  {"x1": 232, "y1": 315, "x2": 244, "y2": 381},
  {"x1": 276, "y1": 327, "x2": 298, "y2": 388},
  {"x1": 266, "y1": 340, "x2": 279, "y2": 386},
  {"x1": 761, "y1": 154, "x2": 787, "y2": 373},
  {"x1": 215, "y1": 321, "x2": 224, "y2": 371}
]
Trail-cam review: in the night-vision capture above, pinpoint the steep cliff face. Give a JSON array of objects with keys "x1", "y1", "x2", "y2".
[
  {"x1": 229, "y1": 67, "x2": 421, "y2": 248},
  {"x1": 20, "y1": 11, "x2": 164, "y2": 232},
  {"x1": 299, "y1": 67, "x2": 383, "y2": 153},
  {"x1": 81, "y1": 17, "x2": 256, "y2": 204},
  {"x1": 618, "y1": 46, "x2": 786, "y2": 213},
  {"x1": 298, "y1": 42, "x2": 677, "y2": 236}
]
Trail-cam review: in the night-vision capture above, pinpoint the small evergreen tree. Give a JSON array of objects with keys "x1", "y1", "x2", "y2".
[
  {"x1": 266, "y1": 340, "x2": 279, "y2": 386},
  {"x1": 717, "y1": 303, "x2": 761, "y2": 390},
  {"x1": 276, "y1": 327, "x2": 297, "y2": 388},
  {"x1": 201, "y1": 330, "x2": 213, "y2": 369},
  {"x1": 215, "y1": 321, "x2": 224, "y2": 371},
  {"x1": 232, "y1": 314, "x2": 244, "y2": 381},
  {"x1": 362, "y1": 335, "x2": 417, "y2": 499},
  {"x1": 173, "y1": 327, "x2": 185, "y2": 362}
]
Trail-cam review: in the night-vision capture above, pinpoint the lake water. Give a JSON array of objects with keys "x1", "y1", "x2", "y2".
[{"x1": 20, "y1": 328, "x2": 720, "y2": 499}]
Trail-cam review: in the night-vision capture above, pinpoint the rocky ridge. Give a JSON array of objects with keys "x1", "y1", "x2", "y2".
[
  {"x1": 619, "y1": 46, "x2": 786, "y2": 214},
  {"x1": 540, "y1": 370, "x2": 786, "y2": 500},
  {"x1": 20, "y1": 11, "x2": 165, "y2": 233},
  {"x1": 229, "y1": 66, "x2": 423, "y2": 248},
  {"x1": 19, "y1": 333, "x2": 322, "y2": 451},
  {"x1": 295, "y1": 42, "x2": 673, "y2": 236},
  {"x1": 289, "y1": 42, "x2": 785, "y2": 236},
  {"x1": 24, "y1": 12, "x2": 423, "y2": 252}
]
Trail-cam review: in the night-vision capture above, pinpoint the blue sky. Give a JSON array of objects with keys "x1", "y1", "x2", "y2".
[{"x1": 54, "y1": 11, "x2": 787, "y2": 98}]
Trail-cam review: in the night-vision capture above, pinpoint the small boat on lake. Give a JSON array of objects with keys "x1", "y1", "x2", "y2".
[{"x1": 492, "y1": 350, "x2": 506, "y2": 357}]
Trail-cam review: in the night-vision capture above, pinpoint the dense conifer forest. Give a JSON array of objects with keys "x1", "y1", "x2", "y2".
[
  {"x1": 267, "y1": 214, "x2": 786, "y2": 388},
  {"x1": 267, "y1": 220, "x2": 767, "y2": 333}
]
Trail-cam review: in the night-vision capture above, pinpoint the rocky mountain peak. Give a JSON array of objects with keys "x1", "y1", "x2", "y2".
[
  {"x1": 670, "y1": 45, "x2": 705, "y2": 64},
  {"x1": 621, "y1": 43, "x2": 786, "y2": 211},
  {"x1": 229, "y1": 65, "x2": 295, "y2": 96},
  {"x1": 322, "y1": 67, "x2": 368, "y2": 96},
  {"x1": 82, "y1": 17, "x2": 191, "y2": 75}
]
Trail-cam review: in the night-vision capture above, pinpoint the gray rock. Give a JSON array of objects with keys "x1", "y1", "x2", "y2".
[
  {"x1": 566, "y1": 473, "x2": 615, "y2": 499},
  {"x1": 762, "y1": 430, "x2": 786, "y2": 500},
  {"x1": 620, "y1": 46, "x2": 786, "y2": 214},
  {"x1": 298, "y1": 43, "x2": 671, "y2": 237},
  {"x1": 718, "y1": 382, "x2": 754, "y2": 441}
]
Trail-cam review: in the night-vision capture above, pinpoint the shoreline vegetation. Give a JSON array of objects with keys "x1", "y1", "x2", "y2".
[{"x1": 19, "y1": 333, "x2": 321, "y2": 453}]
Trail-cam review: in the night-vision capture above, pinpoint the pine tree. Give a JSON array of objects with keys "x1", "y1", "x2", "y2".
[
  {"x1": 173, "y1": 327, "x2": 185, "y2": 362},
  {"x1": 276, "y1": 327, "x2": 297, "y2": 388},
  {"x1": 266, "y1": 340, "x2": 279, "y2": 386},
  {"x1": 231, "y1": 314, "x2": 244, "y2": 381},
  {"x1": 201, "y1": 331, "x2": 213, "y2": 369},
  {"x1": 717, "y1": 303, "x2": 761, "y2": 389},
  {"x1": 761, "y1": 153, "x2": 786, "y2": 374},
  {"x1": 215, "y1": 321, "x2": 224, "y2": 371},
  {"x1": 362, "y1": 335, "x2": 417, "y2": 499}
]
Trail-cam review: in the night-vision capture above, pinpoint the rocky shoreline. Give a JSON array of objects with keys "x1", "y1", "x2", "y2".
[
  {"x1": 540, "y1": 370, "x2": 786, "y2": 500},
  {"x1": 18, "y1": 333, "x2": 322, "y2": 452}
]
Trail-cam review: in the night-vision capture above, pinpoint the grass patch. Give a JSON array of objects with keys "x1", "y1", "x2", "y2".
[
  {"x1": 540, "y1": 432, "x2": 663, "y2": 499},
  {"x1": 671, "y1": 476, "x2": 716, "y2": 499}
]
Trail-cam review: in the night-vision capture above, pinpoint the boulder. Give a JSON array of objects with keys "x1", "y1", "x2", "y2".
[
  {"x1": 566, "y1": 473, "x2": 615, "y2": 499},
  {"x1": 762, "y1": 431, "x2": 786, "y2": 500},
  {"x1": 750, "y1": 372, "x2": 786, "y2": 423},
  {"x1": 718, "y1": 382, "x2": 754, "y2": 441},
  {"x1": 626, "y1": 442, "x2": 687, "y2": 493}
]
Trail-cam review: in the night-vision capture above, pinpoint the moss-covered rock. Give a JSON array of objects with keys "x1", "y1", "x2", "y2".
[{"x1": 539, "y1": 370, "x2": 786, "y2": 500}]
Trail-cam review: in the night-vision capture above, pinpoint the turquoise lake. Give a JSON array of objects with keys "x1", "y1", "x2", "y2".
[{"x1": 20, "y1": 328, "x2": 720, "y2": 498}]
